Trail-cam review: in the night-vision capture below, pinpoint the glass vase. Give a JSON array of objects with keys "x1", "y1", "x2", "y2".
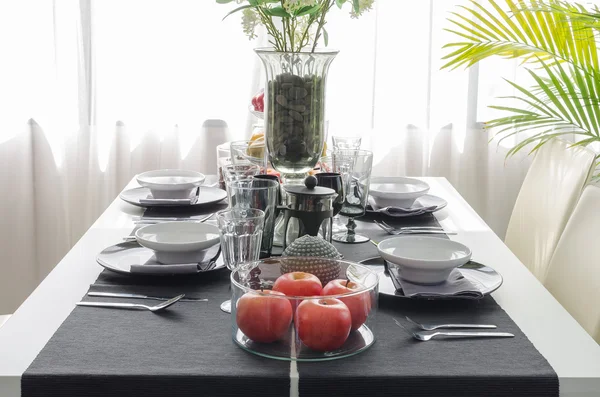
[{"x1": 255, "y1": 48, "x2": 338, "y2": 185}]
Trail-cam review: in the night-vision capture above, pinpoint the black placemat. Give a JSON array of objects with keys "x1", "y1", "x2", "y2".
[
  {"x1": 22, "y1": 214, "x2": 558, "y2": 397},
  {"x1": 296, "y1": 216, "x2": 558, "y2": 397},
  {"x1": 22, "y1": 269, "x2": 291, "y2": 397}
]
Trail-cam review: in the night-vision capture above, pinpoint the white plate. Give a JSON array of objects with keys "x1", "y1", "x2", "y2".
[
  {"x1": 120, "y1": 186, "x2": 227, "y2": 208},
  {"x1": 97, "y1": 242, "x2": 225, "y2": 276},
  {"x1": 370, "y1": 177, "x2": 430, "y2": 208},
  {"x1": 136, "y1": 169, "x2": 206, "y2": 199},
  {"x1": 136, "y1": 222, "x2": 220, "y2": 264},
  {"x1": 377, "y1": 236, "x2": 472, "y2": 285},
  {"x1": 358, "y1": 257, "x2": 502, "y2": 300}
]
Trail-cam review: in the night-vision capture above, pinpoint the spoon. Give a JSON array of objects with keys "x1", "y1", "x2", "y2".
[
  {"x1": 76, "y1": 294, "x2": 185, "y2": 312},
  {"x1": 410, "y1": 330, "x2": 514, "y2": 341}
]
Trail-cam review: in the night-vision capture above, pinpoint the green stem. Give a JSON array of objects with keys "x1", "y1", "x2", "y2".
[
  {"x1": 311, "y1": 0, "x2": 334, "y2": 53},
  {"x1": 257, "y1": 7, "x2": 284, "y2": 51},
  {"x1": 290, "y1": 18, "x2": 296, "y2": 52},
  {"x1": 282, "y1": 17, "x2": 288, "y2": 51}
]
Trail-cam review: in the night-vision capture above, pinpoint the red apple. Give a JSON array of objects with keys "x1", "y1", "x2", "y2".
[
  {"x1": 256, "y1": 91, "x2": 264, "y2": 112},
  {"x1": 236, "y1": 290, "x2": 292, "y2": 343},
  {"x1": 322, "y1": 279, "x2": 371, "y2": 331},
  {"x1": 296, "y1": 298, "x2": 352, "y2": 351},
  {"x1": 273, "y1": 272, "x2": 323, "y2": 297},
  {"x1": 251, "y1": 91, "x2": 265, "y2": 112}
]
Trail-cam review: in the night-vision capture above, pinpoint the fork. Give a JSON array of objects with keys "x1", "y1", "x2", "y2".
[
  {"x1": 405, "y1": 316, "x2": 497, "y2": 331},
  {"x1": 393, "y1": 319, "x2": 513, "y2": 341},
  {"x1": 374, "y1": 220, "x2": 455, "y2": 236}
]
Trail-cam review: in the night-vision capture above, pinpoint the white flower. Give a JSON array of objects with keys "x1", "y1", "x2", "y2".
[
  {"x1": 350, "y1": 0, "x2": 374, "y2": 18},
  {"x1": 241, "y1": 8, "x2": 259, "y2": 40},
  {"x1": 283, "y1": 0, "x2": 318, "y2": 14},
  {"x1": 294, "y1": 15, "x2": 314, "y2": 48}
]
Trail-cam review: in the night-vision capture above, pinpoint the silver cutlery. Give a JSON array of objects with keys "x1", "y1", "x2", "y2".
[
  {"x1": 380, "y1": 220, "x2": 442, "y2": 231},
  {"x1": 411, "y1": 330, "x2": 514, "y2": 341},
  {"x1": 394, "y1": 319, "x2": 513, "y2": 341},
  {"x1": 374, "y1": 220, "x2": 456, "y2": 235},
  {"x1": 128, "y1": 213, "x2": 214, "y2": 230},
  {"x1": 405, "y1": 316, "x2": 496, "y2": 331},
  {"x1": 77, "y1": 294, "x2": 185, "y2": 312},
  {"x1": 88, "y1": 292, "x2": 208, "y2": 303},
  {"x1": 134, "y1": 213, "x2": 214, "y2": 225}
]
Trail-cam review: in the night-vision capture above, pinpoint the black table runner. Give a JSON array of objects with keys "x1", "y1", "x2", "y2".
[{"x1": 22, "y1": 214, "x2": 558, "y2": 397}]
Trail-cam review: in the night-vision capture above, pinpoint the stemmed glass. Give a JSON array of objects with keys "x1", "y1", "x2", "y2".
[
  {"x1": 332, "y1": 150, "x2": 373, "y2": 244},
  {"x1": 216, "y1": 208, "x2": 265, "y2": 313},
  {"x1": 315, "y1": 172, "x2": 344, "y2": 238},
  {"x1": 330, "y1": 136, "x2": 362, "y2": 232}
]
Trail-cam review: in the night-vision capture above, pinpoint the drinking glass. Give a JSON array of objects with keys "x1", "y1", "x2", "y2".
[
  {"x1": 216, "y1": 143, "x2": 233, "y2": 190},
  {"x1": 222, "y1": 164, "x2": 261, "y2": 200},
  {"x1": 332, "y1": 136, "x2": 362, "y2": 151},
  {"x1": 317, "y1": 152, "x2": 334, "y2": 173},
  {"x1": 230, "y1": 140, "x2": 267, "y2": 172},
  {"x1": 332, "y1": 150, "x2": 373, "y2": 244},
  {"x1": 227, "y1": 178, "x2": 279, "y2": 258},
  {"x1": 217, "y1": 208, "x2": 265, "y2": 313}
]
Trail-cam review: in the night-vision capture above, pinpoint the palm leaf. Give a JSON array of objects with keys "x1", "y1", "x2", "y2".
[
  {"x1": 442, "y1": 0, "x2": 599, "y2": 71},
  {"x1": 443, "y1": 0, "x2": 600, "y2": 162}
]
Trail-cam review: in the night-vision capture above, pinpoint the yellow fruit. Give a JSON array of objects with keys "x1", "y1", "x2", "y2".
[
  {"x1": 247, "y1": 138, "x2": 265, "y2": 159},
  {"x1": 250, "y1": 131, "x2": 264, "y2": 142}
]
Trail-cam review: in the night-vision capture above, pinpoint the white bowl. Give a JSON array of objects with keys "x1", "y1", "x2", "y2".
[
  {"x1": 136, "y1": 169, "x2": 206, "y2": 199},
  {"x1": 135, "y1": 222, "x2": 220, "y2": 264},
  {"x1": 377, "y1": 236, "x2": 472, "y2": 285},
  {"x1": 369, "y1": 177, "x2": 430, "y2": 208}
]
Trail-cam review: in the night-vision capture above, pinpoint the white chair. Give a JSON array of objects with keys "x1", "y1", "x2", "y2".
[
  {"x1": 505, "y1": 139, "x2": 595, "y2": 283},
  {"x1": 0, "y1": 314, "x2": 11, "y2": 328},
  {"x1": 545, "y1": 185, "x2": 600, "y2": 343}
]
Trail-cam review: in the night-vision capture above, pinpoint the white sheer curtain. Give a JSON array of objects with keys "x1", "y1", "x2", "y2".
[{"x1": 0, "y1": 0, "x2": 532, "y2": 313}]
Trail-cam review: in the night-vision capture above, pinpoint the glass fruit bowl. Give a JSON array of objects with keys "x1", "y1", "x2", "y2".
[{"x1": 230, "y1": 257, "x2": 379, "y2": 361}]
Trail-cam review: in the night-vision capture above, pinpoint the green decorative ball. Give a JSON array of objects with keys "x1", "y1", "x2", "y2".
[{"x1": 281, "y1": 236, "x2": 342, "y2": 285}]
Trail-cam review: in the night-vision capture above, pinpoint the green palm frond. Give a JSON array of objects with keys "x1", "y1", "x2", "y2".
[
  {"x1": 442, "y1": 0, "x2": 598, "y2": 71},
  {"x1": 443, "y1": 0, "x2": 600, "y2": 166}
]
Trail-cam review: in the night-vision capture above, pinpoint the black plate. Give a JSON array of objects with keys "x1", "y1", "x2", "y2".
[
  {"x1": 120, "y1": 186, "x2": 227, "y2": 209},
  {"x1": 358, "y1": 257, "x2": 503, "y2": 300}
]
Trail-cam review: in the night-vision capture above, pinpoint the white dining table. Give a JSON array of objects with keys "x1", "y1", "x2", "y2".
[{"x1": 1, "y1": 177, "x2": 599, "y2": 396}]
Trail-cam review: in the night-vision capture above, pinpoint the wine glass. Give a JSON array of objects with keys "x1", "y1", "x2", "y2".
[
  {"x1": 315, "y1": 172, "x2": 344, "y2": 216},
  {"x1": 216, "y1": 208, "x2": 265, "y2": 313},
  {"x1": 315, "y1": 172, "x2": 344, "y2": 240},
  {"x1": 332, "y1": 150, "x2": 373, "y2": 244}
]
